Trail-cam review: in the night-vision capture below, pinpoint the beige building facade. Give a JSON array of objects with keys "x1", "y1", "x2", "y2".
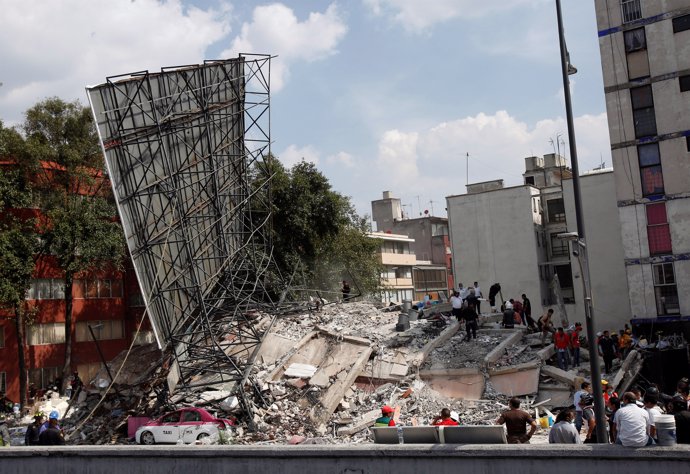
[{"x1": 595, "y1": 0, "x2": 690, "y2": 320}]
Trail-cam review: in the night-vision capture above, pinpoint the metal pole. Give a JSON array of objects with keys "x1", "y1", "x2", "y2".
[
  {"x1": 88, "y1": 325, "x2": 116, "y2": 384},
  {"x1": 556, "y1": 0, "x2": 607, "y2": 443}
]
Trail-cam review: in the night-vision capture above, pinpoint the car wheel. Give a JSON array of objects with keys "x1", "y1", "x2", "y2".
[
  {"x1": 197, "y1": 433, "x2": 210, "y2": 441},
  {"x1": 140, "y1": 431, "x2": 156, "y2": 445}
]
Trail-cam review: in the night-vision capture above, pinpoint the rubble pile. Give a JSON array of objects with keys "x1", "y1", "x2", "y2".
[{"x1": 35, "y1": 301, "x2": 643, "y2": 446}]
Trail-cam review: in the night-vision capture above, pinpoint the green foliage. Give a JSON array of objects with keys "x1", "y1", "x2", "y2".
[
  {"x1": 262, "y1": 157, "x2": 383, "y2": 299},
  {"x1": 0, "y1": 169, "x2": 37, "y2": 309}
]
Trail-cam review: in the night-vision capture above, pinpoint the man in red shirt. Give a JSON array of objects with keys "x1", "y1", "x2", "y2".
[
  {"x1": 554, "y1": 327, "x2": 570, "y2": 371},
  {"x1": 374, "y1": 406, "x2": 396, "y2": 426},
  {"x1": 432, "y1": 408, "x2": 459, "y2": 426}
]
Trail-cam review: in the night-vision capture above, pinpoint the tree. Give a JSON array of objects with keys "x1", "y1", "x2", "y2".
[
  {"x1": 261, "y1": 158, "x2": 382, "y2": 300},
  {"x1": 17, "y1": 98, "x2": 126, "y2": 392},
  {"x1": 0, "y1": 123, "x2": 38, "y2": 407}
]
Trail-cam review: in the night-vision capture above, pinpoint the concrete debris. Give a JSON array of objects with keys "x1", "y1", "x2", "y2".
[{"x1": 27, "y1": 302, "x2": 618, "y2": 446}]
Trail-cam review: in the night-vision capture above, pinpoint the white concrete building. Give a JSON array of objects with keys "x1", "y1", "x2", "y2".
[
  {"x1": 446, "y1": 155, "x2": 630, "y2": 329},
  {"x1": 595, "y1": 0, "x2": 690, "y2": 321}
]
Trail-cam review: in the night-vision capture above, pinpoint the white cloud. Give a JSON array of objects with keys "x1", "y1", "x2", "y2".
[
  {"x1": 372, "y1": 110, "x2": 611, "y2": 207},
  {"x1": 221, "y1": 3, "x2": 347, "y2": 91},
  {"x1": 363, "y1": 0, "x2": 548, "y2": 33},
  {"x1": 0, "y1": 0, "x2": 231, "y2": 125},
  {"x1": 326, "y1": 151, "x2": 356, "y2": 168},
  {"x1": 279, "y1": 144, "x2": 320, "y2": 168}
]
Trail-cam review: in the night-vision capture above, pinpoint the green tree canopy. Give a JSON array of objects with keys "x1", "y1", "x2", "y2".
[{"x1": 263, "y1": 158, "x2": 382, "y2": 300}]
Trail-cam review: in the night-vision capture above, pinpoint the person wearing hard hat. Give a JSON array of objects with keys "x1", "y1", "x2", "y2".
[
  {"x1": 374, "y1": 406, "x2": 396, "y2": 427},
  {"x1": 25, "y1": 412, "x2": 45, "y2": 446},
  {"x1": 38, "y1": 412, "x2": 65, "y2": 446},
  {"x1": 39, "y1": 410, "x2": 61, "y2": 435},
  {"x1": 432, "y1": 408, "x2": 459, "y2": 426},
  {"x1": 602, "y1": 380, "x2": 618, "y2": 404}
]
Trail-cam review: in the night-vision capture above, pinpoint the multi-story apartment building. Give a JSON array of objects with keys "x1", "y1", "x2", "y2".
[
  {"x1": 595, "y1": 0, "x2": 690, "y2": 321},
  {"x1": 0, "y1": 161, "x2": 149, "y2": 402},
  {"x1": 372, "y1": 191, "x2": 454, "y2": 291},
  {"x1": 446, "y1": 154, "x2": 630, "y2": 328}
]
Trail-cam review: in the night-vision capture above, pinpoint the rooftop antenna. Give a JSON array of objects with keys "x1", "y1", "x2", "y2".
[
  {"x1": 415, "y1": 195, "x2": 422, "y2": 216},
  {"x1": 429, "y1": 200, "x2": 435, "y2": 216},
  {"x1": 466, "y1": 152, "x2": 469, "y2": 186}
]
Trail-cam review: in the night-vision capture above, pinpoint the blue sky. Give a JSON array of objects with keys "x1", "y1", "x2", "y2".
[{"x1": 0, "y1": 0, "x2": 611, "y2": 221}]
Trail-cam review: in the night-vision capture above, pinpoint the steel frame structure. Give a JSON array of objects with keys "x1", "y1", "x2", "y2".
[{"x1": 87, "y1": 56, "x2": 274, "y2": 418}]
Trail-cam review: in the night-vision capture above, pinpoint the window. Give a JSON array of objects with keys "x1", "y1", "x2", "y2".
[
  {"x1": 646, "y1": 203, "x2": 672, "y2": 255},
  {"x1": 652, "y1": 263, "x2": 680, "y2": 315},
  {"x1": 621, "y1": 0, "x2": 642, "y2": 23},
  {"x1": 687, "y1": 136, "x2": 690, "y2": 153},
  {"x1": 525, "y1": 176, "x2": 535, "y2": 185},
  {"x1": 680, "y1": 75, "x2": 690, "y2": 93},
  {"x1": 28, "y1": 323, "x2": 66, "y2": 346},
  {"x1": 162, "y1": 412, "x2": 181, "y2": 423},
  {"x1": 630, "y1": 86, "x2": 657, "y2": 138},
  {"x1": 0, "y1": 372, "x2": 5, "y2": 394},
  {"x1": 547, "y1": 198, "x2": 566, "y2": 223},
  {"x1": 672, "y1": 14, "x2": 690, "y2": 34},
  {"x1": 26, "y1": 279, "x2": 66, "y2": 300},
  {"x1": 183, "y1": 410, "x2": 202, "y2": 422},
  {"x1": 75, "y1": 320, "x2": 125, "y2": 342},
  {"x1": 133, "y1": 330, "x2": 156, "y2": 346},
  {"x1": 129, "y1": 292, "x2": 145, "y2": 307},
  {"x1": 550, "y1": 233, "x2": 569, "y2": 257},
  {"x1": 29, "y1": 366, "x2": 60, "y2": 390},
  {"x1": 624, "y1": 28, "x2": 646, "y2": 52},
  {"x1": 637, "y1": 143, "x2": 664, "y2": 196},
  {"x1": 76, "y1": 279, "x2": 124, "y2": 299}
]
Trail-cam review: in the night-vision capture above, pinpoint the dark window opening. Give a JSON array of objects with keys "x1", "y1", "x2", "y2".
[
  {"x1": 672, "y1": 14, "x2": 690, "y2": 34},
  {"x1": 680, "y1": 75, "x2": 690, "y2": 92},
  {"x1": 624, "y1": 28, "x2": 646, "y2": 52},
  {"x1": 525, "y1": 176, "x2": 535, "y2": 185},
  {"x1": 547, "y1": 198, "x2": 566, "y2": 223},
  {"x1": 631, "y1": 86, "x2": 657, "y2": 138}
]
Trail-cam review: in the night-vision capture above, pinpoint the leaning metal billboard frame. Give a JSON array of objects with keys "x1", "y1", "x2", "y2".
[{"x1": 87, "y1": 56, "x2": 275, "y2": 414}]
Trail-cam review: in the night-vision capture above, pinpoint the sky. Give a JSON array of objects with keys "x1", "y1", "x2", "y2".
[{"x1": 0, "y1": 0, "x2": 612, "y2": 223}]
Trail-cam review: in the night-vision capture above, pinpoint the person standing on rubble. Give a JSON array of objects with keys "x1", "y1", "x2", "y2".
[
  {"x1": 579, "y1": 394, "x2": 599, "y2": 443},
  {"x1": 432, "y1": 408, "x2": 459, "y2": 426},
  {"x1": 538, "y1": 309, "x2": 555, "y2": 347},
  {"x1": 554, "y1": 327, "x2": 570, "y2": 371},
  {"x1": 569, "y1": 323, "x2": 583, "y2": 368},
  {"x1": 341, "y1": 280, "x2": 351, "y2": 302},
  {"x1": 496, "y1": 397, "x2": 537, "y2": 444},
  {"x1": 450, "y1": 291, "x2": 463, "y2": 321},
  {"x1": 573, "y1": 382, "x2": 592, "y2": 433},
  {"x1": 598, "y1": 331, "x2": 616, "y2": 374},
  {"x1": 462, "y1": 302, "x2": 479, "y2": 340},
  {"x1": 472, "y1": 282, "x2": 482, "y2": 314},
  {"x1": 488, "y1": 283, "x2": 501, "y2": 310},
  {"x1": 38, "y1": 415, "x2": 65, "y2": 446},
  {"x1": 0, "y1": 416, "x2": 11, "y2": 447},
  {"x1": 375, "y1": 406, "x2": 396, "y2": 427},
  {"x1": 502, "y1": 301, "x2": 515, "y2": 329}
]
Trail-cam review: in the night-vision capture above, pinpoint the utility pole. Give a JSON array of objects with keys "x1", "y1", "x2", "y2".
[
  {"x1": 415, "y1": 195, "x2": 422, "y2": 216},
  {"x1": 429, "y1": 200, "x2": 435, "y2": 216},
  {"x1": 466, "y1": 152, "x2": 469, "y2": 186},
  {"x1": 556, "y1": 0, "x2": 607, "y2": 444}
]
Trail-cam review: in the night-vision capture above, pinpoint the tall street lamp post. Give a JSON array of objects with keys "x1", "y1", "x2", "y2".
[{"x1": 555, "y1": 0, "x2": 608, "y2": 443}]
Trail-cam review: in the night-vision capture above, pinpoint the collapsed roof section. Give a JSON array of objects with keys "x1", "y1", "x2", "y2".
[{"x1": 86, "y1": 56, "x2": 275, "y2": 415}]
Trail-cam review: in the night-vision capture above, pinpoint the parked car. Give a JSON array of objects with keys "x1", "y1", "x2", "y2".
[{"x1": 135, "y1": 407, "x2": 234, "y2": 445}]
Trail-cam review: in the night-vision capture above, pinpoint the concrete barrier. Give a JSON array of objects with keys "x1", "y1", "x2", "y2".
[{"x1": 2, "y1": 444, "x2": 690, "y2": 474}]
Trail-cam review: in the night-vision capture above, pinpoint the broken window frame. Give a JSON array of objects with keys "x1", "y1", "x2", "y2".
[{"x1": 652, "y1": 262, "x2": 680, "y2": 315}]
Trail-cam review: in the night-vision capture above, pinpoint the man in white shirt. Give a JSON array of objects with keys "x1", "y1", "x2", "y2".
[
  {"x1": 458, "y1": 283, "x2": 468, "y2": 301},
  {"x1": 450, "y1": 291, "x2": 463, "y2": 321},
  {"x1": 573, "y1": 381, "x2": 591, "y2": 433},
  {"x1": 473, "y1": 282, "x2": 482, "y2": 314},
  {"x1": 614, "y1": 392, "x2": 653, "y2": 447}
]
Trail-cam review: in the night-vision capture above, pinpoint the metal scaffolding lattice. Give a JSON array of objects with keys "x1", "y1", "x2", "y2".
[{"x1": 86, "y1": 56, "x2": 274, "y2": 419}]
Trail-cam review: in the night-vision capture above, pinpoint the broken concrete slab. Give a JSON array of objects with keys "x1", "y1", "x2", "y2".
[
  {"x1": 541, "y1": 365, "x2": 579, "y2": 387},
  {"x1": 336, "y1": 408, "x2": 381, "y2": 436},
  {"x1": 419, "y1": 368, "x2": 485, "y2": 400},
  {"x1": 284, "y1": 363, "x2": 318, "y2": 379},
  {"x1": 536, "y1": 344, "x2": 555, "y2": 362},
  {"x1": 488, "y1": 361, "x2": 540, "y2": 397},
  {"x1": 410, "y1": 321, "x2": 461, "y2": 367},
  {"x1": 483, "y1": 331, "x2": 523, "y2": 365},
  {"x1": 613, "y1": 350, "x2": 643, "y2": 394}
]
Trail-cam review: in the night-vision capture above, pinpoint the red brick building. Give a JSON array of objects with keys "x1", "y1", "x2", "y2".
[{"x1": 0, "y1": 161, "x2": 148, "y2": 403}]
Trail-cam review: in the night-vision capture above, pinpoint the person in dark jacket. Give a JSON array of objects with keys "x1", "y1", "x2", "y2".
[
  {"x1": 25, "y1": 413, "x2": 44, "y2": 446},
  {"x1": 38, "y1": 417, "x2": 65, "y2": 446},
  {"x1": 672, "y1": 395, "x2": 690, "y2": 444},
  {"x1": 598, "y1": 330, "x2": 617, "y2": 374},
  {"x1": 488, "y1": 283, "x2": 501, "y2": 309}
]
